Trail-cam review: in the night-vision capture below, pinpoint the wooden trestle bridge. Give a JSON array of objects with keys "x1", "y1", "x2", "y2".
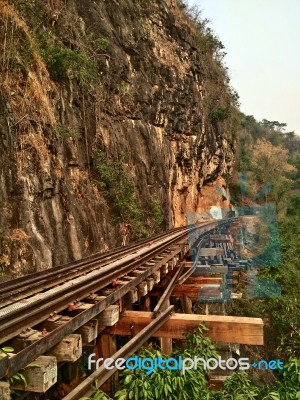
[{"x1": 0, "y1": 218, "x2": 263, "y2": 399}]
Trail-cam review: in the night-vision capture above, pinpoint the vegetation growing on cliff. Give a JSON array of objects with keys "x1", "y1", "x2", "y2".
[{"x1": 94, "y1": 150, "x2": 164, "y2": 239}]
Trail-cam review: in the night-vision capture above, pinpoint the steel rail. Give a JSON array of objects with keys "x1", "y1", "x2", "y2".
[
  {"x1": 62, "y1": 305, "x2": 175, "y2": 400},
  {"x1": 177, "y1": 218, "x2": 236, "y2": 285},
  {"x1": 0, "y1": 250, "x2": 180, "y2": 378},
  {"x1": 153, "y1": 262, "x2": 185, "y2": 316},
  {"x1": 0, "y1": 219, "x2": 232, "y2": 341},
  {"x1": 0, "y1": 218, "x2": 235, "y2": 381},
  {"x1": 0, "y1": 229, "x2": 190, "y2": 344},
  {"x1": 151, "y1": 219, "x2": 234, "y2": 314},
  {"x1": 0, "y1": 227, "x2": 185, "y2": 306}
]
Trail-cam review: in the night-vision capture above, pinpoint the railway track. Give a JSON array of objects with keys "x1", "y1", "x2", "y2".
[
  {"x1": 0, "y1": 218, "x2": 234, "y2": 380},
  {"x1": 0, "y1": 228, "x2": 189, "y2": 343},
  {"x1": 0, "y1": 227, "x2": 184, "y2": 307}
]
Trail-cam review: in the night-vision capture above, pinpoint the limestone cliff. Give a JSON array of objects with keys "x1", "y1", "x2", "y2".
[{"x1": 0, "y1": 0, "x2": 237, "y2": 275}]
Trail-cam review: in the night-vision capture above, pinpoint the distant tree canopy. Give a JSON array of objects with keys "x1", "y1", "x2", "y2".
[
  {"x1": 239, "y1": 112, "x2": 300, "y2": 154},
  {"x1": 231, "y1": 113, "x2": 300, "y2": 212}
]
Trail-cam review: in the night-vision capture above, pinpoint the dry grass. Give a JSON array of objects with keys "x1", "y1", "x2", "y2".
[
  {"x1": 17, "y1": 129, "x2": 50, "y2": 173},
  {"x1": 6, "y1": 228, "x2": 29, "y2": 243},
  {"x1": 0, "y1": 0, "x2": 57, "y2": 126}
]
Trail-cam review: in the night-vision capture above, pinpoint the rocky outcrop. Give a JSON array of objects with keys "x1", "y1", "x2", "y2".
[{"x1": 0, "y1": 0, "x2": 236, "y2": 275}]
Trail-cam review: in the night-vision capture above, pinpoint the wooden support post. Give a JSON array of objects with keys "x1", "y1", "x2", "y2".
[
  {"x1": 167, "y1": 259, "x2": 174, "y2": 271},
  {"x1": 98, "y1": 334, "x2": 118, "y2": 395},
  {"x1": 181, "y1": 294, "x2": 193, "y2": 314},
  {"x1": 76, "y1": 319, "x2": 98, "y2": 344},
  {"x1": 161, "y1": 264, "x2": 169, "y2": 275},
  {"x1": 141, "y1": 295, "x2": 152, "y2": 311},
  {"x1": 107, "y1": 312, "x2": 264, "y2": 345},
  {"x1": 160, "y1": 299, "x2": 172, "y2": 355},
  {"x1": 122, "y1": 290, "x2": 137, "y2": 311}
]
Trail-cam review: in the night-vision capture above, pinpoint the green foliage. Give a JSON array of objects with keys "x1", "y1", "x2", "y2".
[
  {"x1": 221, "y1": 372, "x2": 259, "y2": 399},
  {"x1": 95, "y1": 37, "x2": 110, "y2": 52},
  {"x1": 115, "y1": 326, "x2": 216, "y2": 400},
  {"x1": 149, "y1": 197, "x2": 164, "y2": 231},
  {"x1": 94, "y1": 150, "x2": 143, "y2": 233},
  {"x1": 211, "y1": 107, "x2": 231, "y2": 124},
  {"x1": 181, "y1": 324, "x2": 218, "y2": 360},
  {"x1": 80, "y1": 389, "x2": 110, "y2": 400},
  {"x1": 115, "y1": 352, "x2": 208, "y2": 400},
  {"x1": 0, "y1": 347, "x2": 27, "y2": 393},
  {"x1": 55, "y1": 125, "x2": 81, "y2": 139},
  {"x1": 8, "y1": 372, "x2": 27, "y2": 388},
  {"x1": 261, "y1": 359, "x2": 300, "y2": 400},
  {"x1": 0, "y1": 347, "x2": 14, "y2": 354},
  {"x1": 38, "y1": 32, "x2": 98, "y2": 89},
  {"x1": 116, "y1": 81, "x2": 131, "y2": 95},
  {"x1": 93, "y1": 151, "x2": 164, "y2": 238}
]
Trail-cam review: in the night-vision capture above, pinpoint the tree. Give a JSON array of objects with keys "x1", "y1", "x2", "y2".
[{"x1": 250, "y1": 139, "x2": 296, "y2": 211}]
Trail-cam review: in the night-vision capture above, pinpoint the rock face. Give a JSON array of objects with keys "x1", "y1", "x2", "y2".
[{"x1": 0, "y1": 0, "x2": 236, "y2": 275}]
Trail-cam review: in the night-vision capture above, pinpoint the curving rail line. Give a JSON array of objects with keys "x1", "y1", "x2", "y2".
[
  {"x1": 0, "y1": 218, "x2": 235, "y2": 381},
  {"x1": 0, "y1": 227, "x2": 185, "y2": 307}
]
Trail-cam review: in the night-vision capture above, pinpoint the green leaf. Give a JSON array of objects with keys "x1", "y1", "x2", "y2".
[{"x1": 1, "y1": 347, "x2": 14, "y2": 353}]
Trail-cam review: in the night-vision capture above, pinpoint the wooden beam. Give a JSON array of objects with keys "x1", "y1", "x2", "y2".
[
  {"x1": 160, "y1": 300, "x2": 172, "y2": 355},
  {"x1": 170, "y1": 283, "x2": 221, "y2": 299},
  {"x1": 108, "y1": 312, "x2": 264, "y2": 345},
  {"x1": 187, "y1": 277, "x2": 223, "y2": 284},
  {"x1": 199, "y1": 248, "x2": 225, "y2": 256},
  {"x1": 151, "y1": 278, "x2": 223, "y2": 297},
  {"x1": 98, "y1": 334, "x2": 118, "y2": 394}
]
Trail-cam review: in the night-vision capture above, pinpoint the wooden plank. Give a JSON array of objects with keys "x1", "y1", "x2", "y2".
[
  {"x1": 181, "y1": 294, "x2": 193, "y2": 314},
  {"x1": 160, "y1": 300, "x2": 172, "y2": 355},
  {"x1": 48, "y1": 334, "x2": 82, "y2": 362},
  {"x1": 97, "y1": 305, "x2": 119, "y2": 326},
  {"x1": 199, "y1": 248, "x2": 225, "y2": 256},
  {"x1": 151, "y1": 278, "x2": 223, "y2": 296},
  {"x1": 11, "y1": 356, "x2": 57, "y2": 393},
  {"x1": 187, "y1": 277, "x2": 223, "y2": 284},
  {"x1": 109, "y1": 312, "x2": 264, "y2": 345},
  {"x1": 170, "y1": 283, "x2": 221, "y2": 298},
  {"x1": 98, "y1": 334, "x2": 118, "y2": 394},
  {"x1": 193, "y1": 265, "x2": 228, "y2": 274}
]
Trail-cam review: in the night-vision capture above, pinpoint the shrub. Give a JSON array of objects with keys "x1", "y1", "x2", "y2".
[
  {"x1": 38, "y1": 33, "x2": 98, "y2": 89},
  {"x1": 94, "y1": 150, "x2": 143, "y2": 228},
  {"x1": 211, "y1": 107, "x2": 231, "y2": 124},
  {"x1": 55, "y1": 125, "x2": 80, "y2": 139},
  {"x1": 95, "y1": 37, "x2": 109, "y2": 52}
]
